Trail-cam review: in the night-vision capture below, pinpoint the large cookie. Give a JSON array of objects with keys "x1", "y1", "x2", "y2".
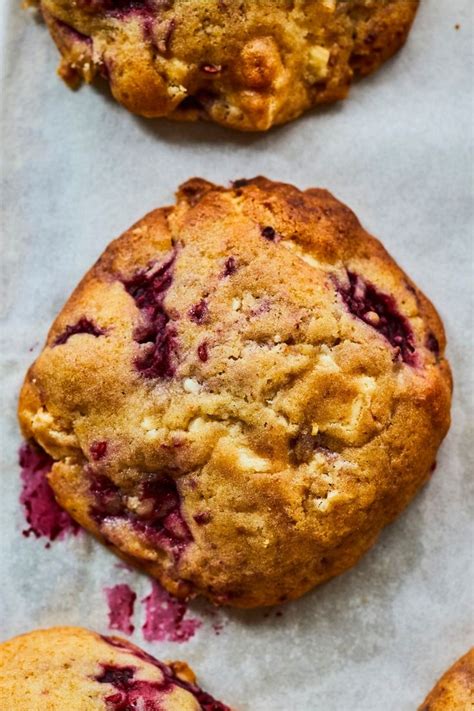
[
  {"x1": 31, "y1": 0, "x2": 419, "y2": 130},
  {"x1": 18, "y1": 177, "x2": 452, "y2": 607}
]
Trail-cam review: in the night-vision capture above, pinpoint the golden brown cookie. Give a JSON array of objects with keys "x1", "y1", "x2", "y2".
[
  {"x1": 418, "y1": 649, "x2": 474, "y2": 711},
  {"x1": 18, "y1": 177, "x2": 452, "y2": 607},
  {"x1": 30, "y1": 0, "x2": 419, "y2": 130},
  {"x1": 0, "y1": 626, "x2": 230, "y2": 710}
]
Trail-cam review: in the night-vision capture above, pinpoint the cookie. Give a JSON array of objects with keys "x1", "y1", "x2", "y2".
[
  {"x1": 31, "y1": 0, "x2": 419, "y2": 130},
  {"x1": 0, "y1": 626, "x2": 230, "y2": 710},
  {"x1": 18, "y1": 177, "x2": 452, "y2": 608},
  {"x1": 418, "y1": 649, "x2": 474, "y2": 711}
]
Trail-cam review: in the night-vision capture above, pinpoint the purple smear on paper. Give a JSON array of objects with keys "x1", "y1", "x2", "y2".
[
  {"x1": 19, "y1": 443, "x2": 80, "y2": 543},
  {"x1": 142, "y1": 581, "x2": 201, "y2": 643},
  {"x1": 105, "y1": 584, "x2": 136, "y2": 635}
]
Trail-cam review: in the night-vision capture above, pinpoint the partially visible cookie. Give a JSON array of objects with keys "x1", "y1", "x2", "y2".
[
  {"x1": 0, "y1": 626, "x2": 231, "y2": 710},
  {"x1": 31, "y1": 0, "x2": 419, "y2": 130},
  {"x1": 418, "y1": 649, "x2": 474, "y2": 711}
]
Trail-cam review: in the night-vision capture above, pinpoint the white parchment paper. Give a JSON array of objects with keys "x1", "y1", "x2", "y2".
[{"x1": 1, "y1": 2, "x2": 473, "y2": 709}]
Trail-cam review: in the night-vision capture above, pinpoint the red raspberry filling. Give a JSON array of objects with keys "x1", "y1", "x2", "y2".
[
  {"x1": 77, "y1": 0, "x2": 153, "y2": 12},
  {"x1": 197, "y1": 342, "x2": 209, "y2": 362},
  {"x1": 89, "y1": 471, "x2": 192, "y2": 558},
  {"x1": 54, "y1": 318, "x2": 105, "y2": 346},
  {"x1": 90, "y1": 440, "x2": 108, "y2": 461},
  {"x1": 189, "y1": 299, "x2": 208, "y2": 324},
  {"x1": 223, "y1": 257, "x2": 237, "y2": 276},
  {"x1": 122, "y1": 254, "x2": 178, "y2": 379},
  {"x1": 97, "y1": 642, "x2": 231, "y2": 710},
  {"x1": 337, "y1": 271, "x2": 417, "y2": 365},
  {"x1": 426, "y1": 332, "x2": 440, "y2": 356},
  {"x1": 97, "y1": 665, "x2": 167, "y2": 710}
]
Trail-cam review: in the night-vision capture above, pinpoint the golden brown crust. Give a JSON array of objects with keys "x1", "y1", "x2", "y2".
[
  {"x1": 0, "y1": 627, "x2": 226, "y2": 710},
  {"x1": 34, "y1": 0, "x2": 420, "y2": 130},
  {"x1": 418, "y1": 649, "x2": 474, "y2": 711},
  {"x1": 18, "y1": 178, "x2": 451, "y2": 608}
]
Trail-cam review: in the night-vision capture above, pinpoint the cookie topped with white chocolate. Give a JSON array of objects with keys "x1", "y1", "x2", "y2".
[{"x1": 18, "y1": 177, "x2": 451, "y2": 608}]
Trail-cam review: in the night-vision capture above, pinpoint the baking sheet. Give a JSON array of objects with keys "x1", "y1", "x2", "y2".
[{"x1": 1, "y1": 1, "x2": 473, "y2": 709}]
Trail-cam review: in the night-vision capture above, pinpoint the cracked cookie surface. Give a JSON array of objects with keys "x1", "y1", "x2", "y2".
[
  {"x1": 18, "y1": 177, "x2": 452, "y2": 607},
  {"x1": 30, "y1": 0, "x2": 419, "y2": 130},
  {"x1": 0, "y1": 627, "x2": 230, "y2": 710},
  {"x1": 418, "y1": 649, "x2": 474, "y2": 711}
]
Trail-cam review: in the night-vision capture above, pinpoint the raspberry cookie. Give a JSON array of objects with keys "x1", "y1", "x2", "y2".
[
  {"x1": 30, "y1": 0, "x2": 419, "y2": 131},
  {"x1": 418, "y1": 649, "x2": 474, "y2": 711},
  {"x1": 0, "y1": 626, "x2": 230, "y2": 710},
  {"x1": 18, "y1": 177, "x2": 452, "y2": 608}
]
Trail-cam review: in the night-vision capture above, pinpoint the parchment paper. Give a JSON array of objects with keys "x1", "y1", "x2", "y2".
[{"x1": 1, "y1": 2, "x2": 473, "y2": 709}]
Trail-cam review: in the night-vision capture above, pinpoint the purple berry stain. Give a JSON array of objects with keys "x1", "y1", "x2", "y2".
[
  {"x1": 189, "y1": 299, "x2": 208, "y2": 324},
  {"x1": 197, "y1": 341, "x2": 209, "y2": 362},
  {"x1": 122, "y1": 254, "x2": 178, "y2": 379},
  {"x1": 337, "y1": 271, "x2": 417, "y2": 365},
  {"x1": 96, "y1": 647, "x2": 231, "y2": 710},
  {"x1": 19, "y1": 443, "x2": 80, "y2": 543},
  {"x1": 90, "y1": 440, "x2": 108, "y2": 461},
  {"x1": 90, "y1": 473, "x2": 123, "y2": 519},
  {"x1": 223, "y1": 257, "x2": 237, "y2": 276},
  {"x1": 77, "y1": 0, "x2": 153, "y2": 14},
  {"x1": 105, "y1": 584, "x2": 136, "y2": 635},
  {"x1": 138, "y1": 476, "x2": 193, "y2": 555},
  {"x1": 426, "y1": 332, "x2": 440, "y2": 356},
  {"x1": 97, "y1": 665, "x2": 135, "y2": 688},
  {"x1": 54, "y1": 318, "x2": 105, "y2": 346},
  {"x1": 142, "y1": 581, "x2": 201, "y2": 643},
  {"x1": 89, "y1": 471, "x2": 193, "y2": 560},
  {"x1": 96, "y1": 664, "x2": 168, "y2": 710}
]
